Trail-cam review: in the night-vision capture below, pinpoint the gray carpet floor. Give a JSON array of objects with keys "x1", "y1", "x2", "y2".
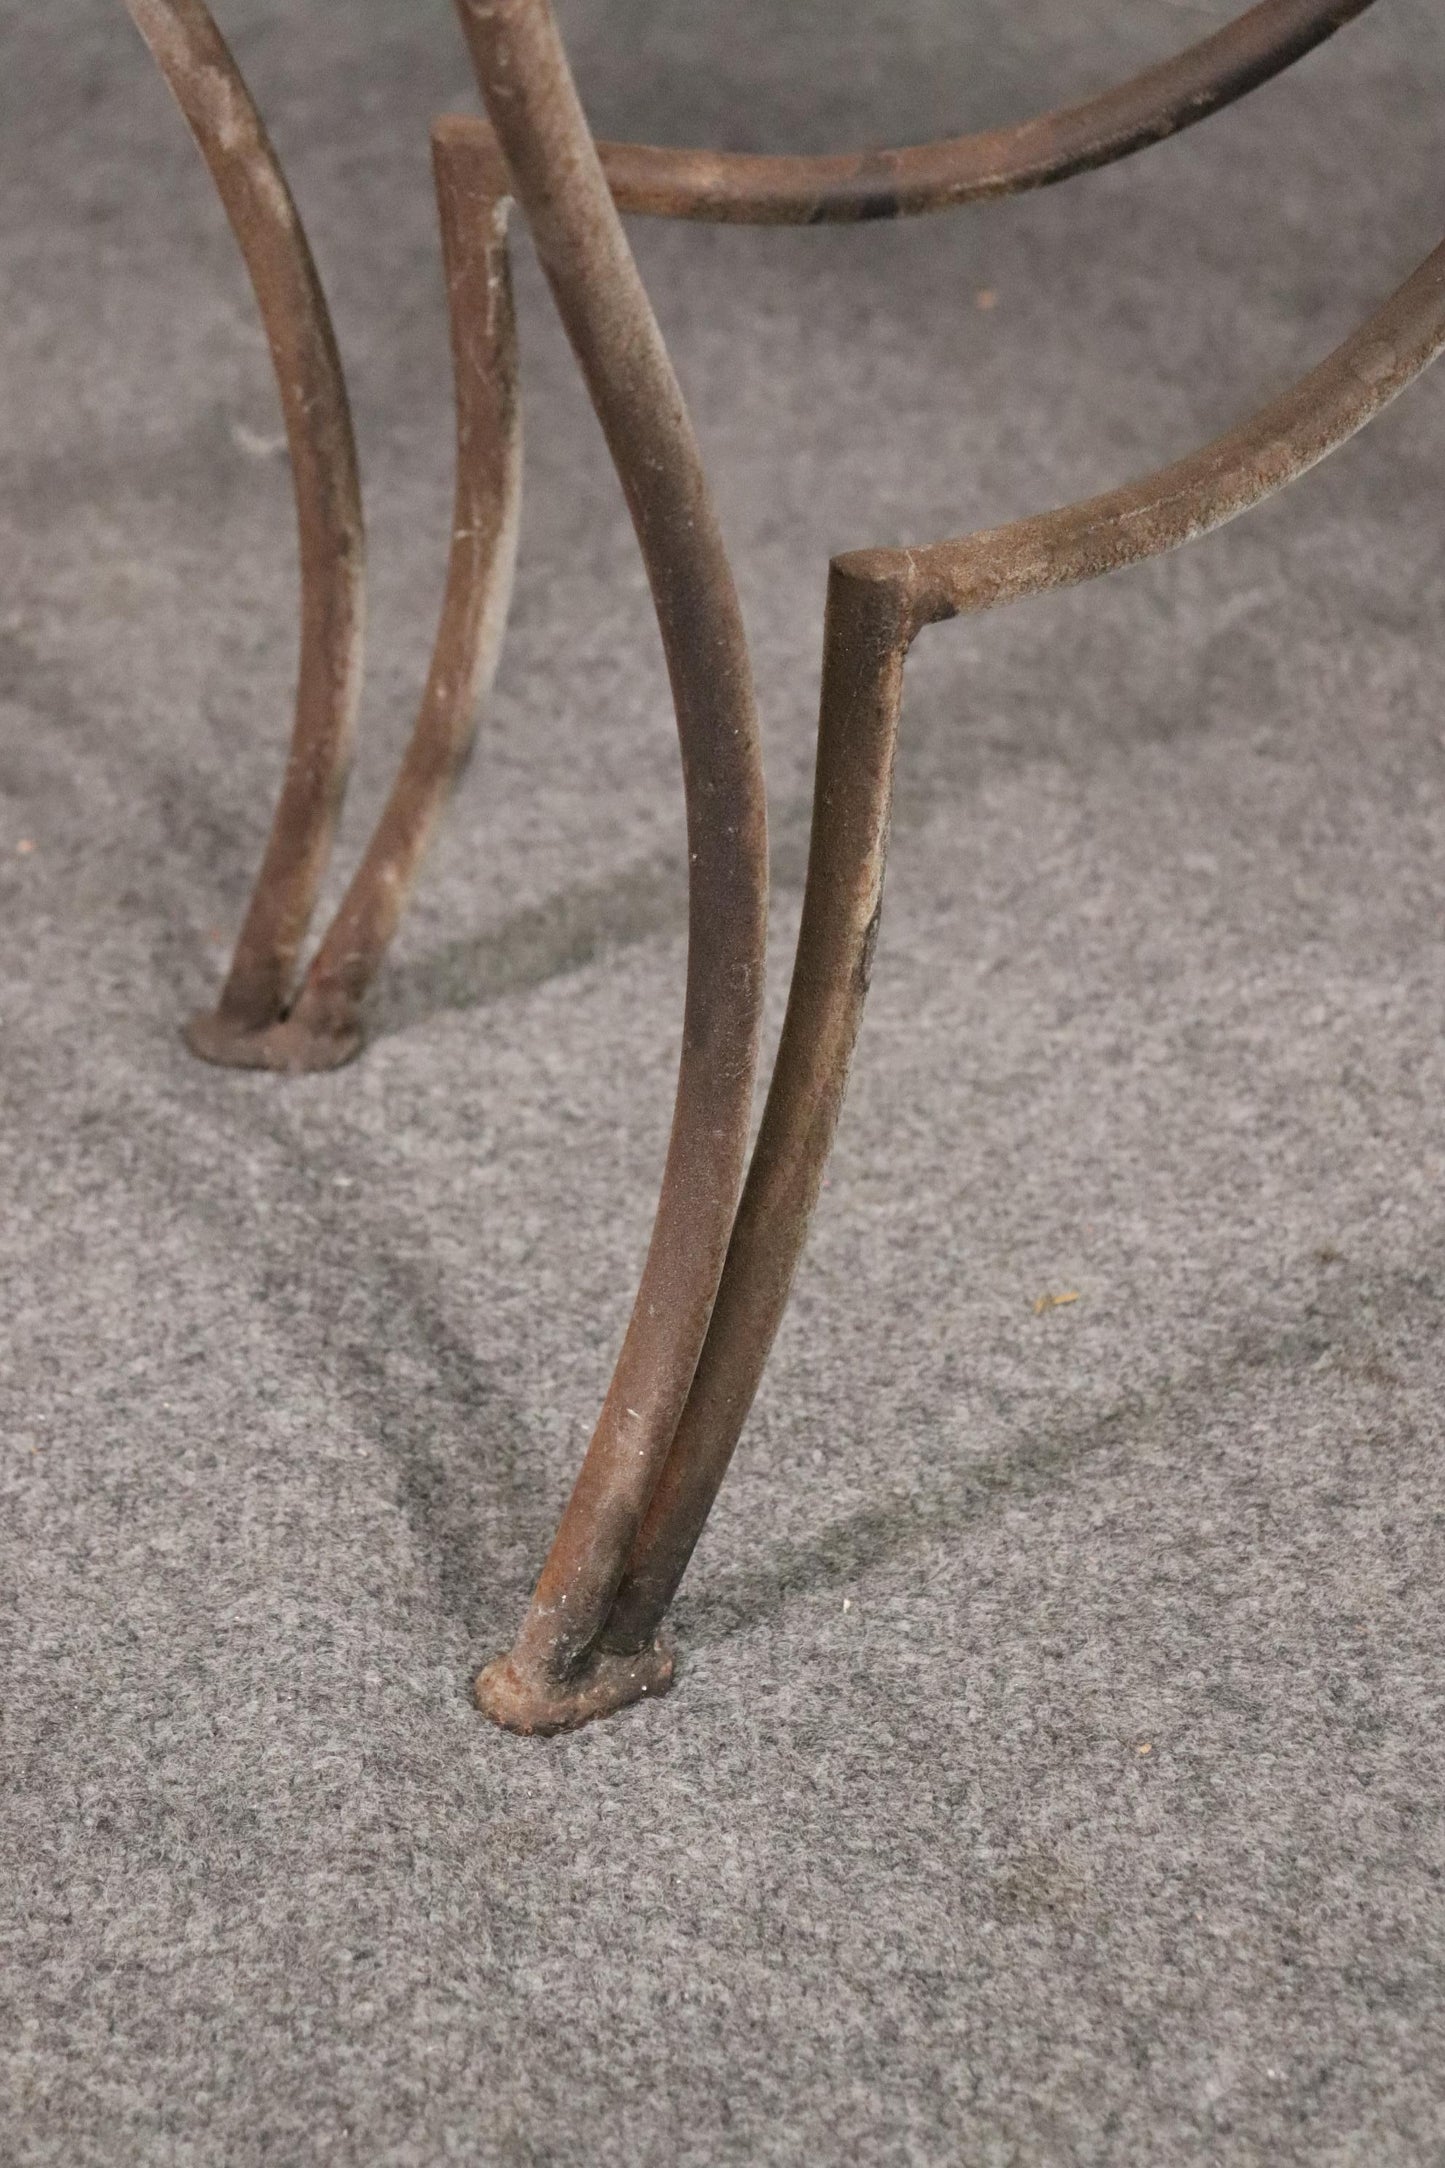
[{"x1": 4, "y1": 2, "x2": 1445, "y2": 2160}]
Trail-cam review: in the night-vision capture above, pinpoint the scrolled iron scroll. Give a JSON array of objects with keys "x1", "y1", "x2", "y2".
[
  {"x1": 595, "y1": 240, "x2": 1445, "y2": 1668},
  {"x1": 237, "y1": 120, "x2": 522, "y2": 1072}
]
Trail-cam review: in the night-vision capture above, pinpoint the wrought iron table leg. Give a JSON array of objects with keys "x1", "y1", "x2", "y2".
[
  {"x1": 600, "y1": 238, "x2": 1445, "y2": 1665},
  {"x1": 451, "y1": 0, "x2": 771, "y2": 1734},
  {"x1": 123, "y1": 0, "x2": 366, "y2": 1053},
  {"x1": 214, "y1": 118, "x2": 523, "y2": 1071}
]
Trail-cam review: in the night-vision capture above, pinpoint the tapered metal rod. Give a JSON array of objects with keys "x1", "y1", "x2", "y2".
[
  {"x1": 590, "y1": 0, "x2": 1374, "y2": 225},
  {"x1": 216, "y1": 117, "x2": 523, "y2": 1072},
  {"x1": 601, "y1": 232, "x2": 1445, "y2": 1658},
  {"x1": 123, "y1": 0, "x2": 366, "y2": 1051},
  {"x1": 453, "y1": 0, "x2": 770, "y2": 1734}
]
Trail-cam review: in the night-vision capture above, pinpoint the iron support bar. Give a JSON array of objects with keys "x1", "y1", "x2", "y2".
[
  {"x1": 219, "y1": 120, "x2": 523, "y2": 1071},
  {"x1": 124, "y1": 0, "x2": 367, "y2": 1050},
  {"x1": 452, "y1": 0, "x2": 771, "y2": 1734},
  {"x1": 591, "y1": 0, "x2": 1375, "y2": 224}
]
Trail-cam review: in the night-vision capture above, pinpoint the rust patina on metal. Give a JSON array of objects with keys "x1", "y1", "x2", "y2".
[
  {"x1": 142, "y1": 0, "x2": 1379, "y2": 1070},
  {"x1": 127, "y1": 0, "x2": 1431, "y2": 1733},
  {"x1": 597, "y1": 241, "x2": 1445, "y2": 1667},
  {"x1": 342, "y1": 0, "x2": 1378, "y2": 1062},
  {"x1": 125, "y1": 0, "x2": 365, "y2": 1057},
  {"x1": 593, "y1": 0, "x2": 1375, "y2": 222},
  {"x1": 452, "y1": 0, "x2": 771, "y2": 1734},
  {"x1": 129, "y1": 0, "x2": 522, "y2": 1072},
  {"x1": 238, "y1": 120, "x2": 522, "y2": 1072}
]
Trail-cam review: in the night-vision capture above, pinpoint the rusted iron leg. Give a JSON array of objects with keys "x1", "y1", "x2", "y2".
[
  {"x1": 219, "y1": 118, "x2": 523, "y2": 1072},
  {"x1": 451, "y1": 0, "x2": 769, "y2": 1736},
  {"x1": 601, "y1": 567, "x2": 917, "y2": 1654},
  {"x1": 603, "y1": 234, "x2": 1445, "y2": 1666},
  {"x1": 123, "y1": 0, "x2": 367, "y2": 1058}
]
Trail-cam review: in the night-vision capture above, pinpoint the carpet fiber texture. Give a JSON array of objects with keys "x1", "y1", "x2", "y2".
[{"x1": 3, "y1": 2, "x2": 1444, "y2": 2161}]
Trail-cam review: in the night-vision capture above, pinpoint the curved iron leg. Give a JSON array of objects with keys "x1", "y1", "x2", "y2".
[
  {"x1": 602, "y1": 567, "x2": 915, "y2": 1652},
  {"x1": 123, "y1": 0, "x2": 367, "y2": 1055},
  {"x1": 214, "y1": 118, "x2": 523, "y2": 1072},
  {"x1": 452, "y1": 0, "x2": 770, "y2": 1735}
]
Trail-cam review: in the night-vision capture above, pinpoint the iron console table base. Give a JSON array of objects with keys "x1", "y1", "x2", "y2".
[{"x1": 123, "y1": 0, "x2": 1441, "y2": 1731}]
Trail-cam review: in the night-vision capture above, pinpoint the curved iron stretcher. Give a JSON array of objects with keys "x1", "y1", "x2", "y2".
[{"x1": 128, "y1": 0, "x2": 1426, "y2": 1733}]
